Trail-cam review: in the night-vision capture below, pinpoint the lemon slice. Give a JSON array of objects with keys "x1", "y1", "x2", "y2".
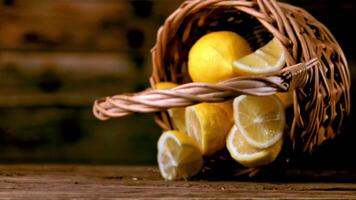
[
  {"x1": 157, "y1": 130, "x2": 203, "y2": 180},
  {"x1": 185, "y1": 103, "x2": 233, "y2": 156},
  {"x1": 188, "y1": 31, "x2": 252, "y2": 83},
  {"x1": 156, "y1": 82, "x2": 186, "y2": 132},
  {"x1": 233, "y1": 95, "x2": 285, "y2": 148},
  {"x1": 233, "y1": 38, "x2": 285, "y2": 75},
  {"x1": 226, "y1": 125, "x2": 283, "y2": 167}
]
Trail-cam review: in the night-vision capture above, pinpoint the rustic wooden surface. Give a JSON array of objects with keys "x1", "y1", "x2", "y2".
[
  {"x1": 0, "y1": 165, "x2": 355, "y2": 199},
  {"x1": 0, "y1": 0, "x2": 355, "y2": 171}
]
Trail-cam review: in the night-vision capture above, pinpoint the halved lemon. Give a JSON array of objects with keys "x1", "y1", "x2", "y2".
[
  {"x1": 156, "y1": 82, "x2": 186, "y2": 132},
  {"x1": 213, "y1": 100, "x2": 234, "y2": 122},
  {"x1": 157, "y1": 130, "x2": 203, "y2": 181},
  {"x1": 185, "y1": 103, "x2": 233, "y2": 156},
  {"x1": 226, "y1": 125, "x2": 283, "y2": 168},
  {"x1": 233, "y1": 38, "x2": 285, "y2": 75},
  {"x1": 233, "y1": 95, "x2": 285, "y2": 148}
]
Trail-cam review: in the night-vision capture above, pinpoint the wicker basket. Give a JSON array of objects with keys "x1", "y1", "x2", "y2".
[{"x1": 93, "y1": 0, "x2": 350, "y2": 159}]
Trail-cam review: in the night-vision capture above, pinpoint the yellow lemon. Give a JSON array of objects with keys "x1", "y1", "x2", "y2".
[
  {"x1": 233, "y1": 95, "x2": 285, "y2": 149},
  {"x1": 185, "y1": 103, "x2": 233, "y2": 156},
  {"x1": 157, "y1": 130, "x2": 203, "y2": 180},
  {"x1": 213, "y1": 100, "x2": 233, "y2": 122},
  {"x1": 156, "y1": 82, "x2": 186, "y2": 132},
  {"x1": 233, "y1": 38, "x2": 285, "y2": 75},
  {"x1": 226, "y1": 125, "x2": 283, "y2": 168},
  {"x1": 155, "y1": 82, "x2": 178, "y2": 90},
  {"x1": 188, "y1": 31, "x2": 252, "y2": 83}
]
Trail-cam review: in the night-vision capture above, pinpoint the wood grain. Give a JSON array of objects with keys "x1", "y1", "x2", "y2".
[
  {"x1": 0, "y1": 0, "x2": 182, "y2": 107},
  {"x1": 0, "y1": 51, "x2": 142, "y2": 106},
  {"x1": 0, "y1": 0, "x2": 181, "y2": 51},
  {"x1": 0, "y1": 165, "x2": 355, "y2": 199},
  {"x1": 0, "y1": 0, "x2": 354, "y2": 167}
]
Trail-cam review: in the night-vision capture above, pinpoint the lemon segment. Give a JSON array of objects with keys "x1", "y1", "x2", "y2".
[
  {"x1": 156, "y1": 82, "x2": 186, "y2": 132},
  {"x1": 157, "y1": 130, "x2": 203, "y2": 181},
  {"x1": 233, "y1": 95, "x2": 285, "y2": 149},
  {"x1": 233, "y1": 38, "x2": 285, "y2": 75},
  {"x1": 185, "y1": 103, "x2": 233, "y2": 156},
  {"x1": 188, "y1": 31, "x2": 252, "y2": 83},
  {"x1": 226, "y1": 125, "x2": 283, "y2": 168}
]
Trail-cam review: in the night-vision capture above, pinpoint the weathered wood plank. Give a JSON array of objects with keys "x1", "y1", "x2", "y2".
[
  {"x1": 0, "y1": 1, "x2": 129, "y2": 50},
  {"x1": 0, "y1": 0, "x2": 182, "y2": 51},
  {"x1": 0, "y1": 165, "x2": 355, "y2": 199},
  {"x1": 0, "y1": 110, "x2": 160, "y2": 164},
  {"x1": 0, "y1": 51, "x2": 134, "y2": 78},
  {"x1": 0, "y1": 51, "x2": 149, "y2": 106}
]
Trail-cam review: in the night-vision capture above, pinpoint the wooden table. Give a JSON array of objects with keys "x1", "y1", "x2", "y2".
[{"x1": 0, "y1": 165, "x2": 355, "y2": 199}]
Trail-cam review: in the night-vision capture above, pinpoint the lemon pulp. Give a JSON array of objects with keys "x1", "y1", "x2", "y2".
[
  {"x1": 226, "y1": 125, "x2": 283, "y2": 168},
  {"x1": 157, "y1": 130, "x2": 203, "y2": 180},
  {"x1": 233, "y1": 95, "x2": 285, "y2": 148},
  {"x1": 233, "y1": 38, "x2": 285, "y2": 75}
]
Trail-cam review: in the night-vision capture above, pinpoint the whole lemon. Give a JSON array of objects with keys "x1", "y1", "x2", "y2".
[
  {"x1": 188, "y1": 31, "x2": 252, "y2": 83},
  {"x1": 185, "y1": 102, "x2": 233, "y2": 156}
]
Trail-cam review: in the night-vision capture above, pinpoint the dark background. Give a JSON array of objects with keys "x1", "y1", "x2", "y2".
[{"x1": 0, "y1": 0, "x2": 355, "y2": 169}]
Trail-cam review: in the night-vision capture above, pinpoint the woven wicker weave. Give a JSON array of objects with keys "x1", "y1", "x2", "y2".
[{"x1": 93, "y1": 0, "x2": 350, "y2": 153}]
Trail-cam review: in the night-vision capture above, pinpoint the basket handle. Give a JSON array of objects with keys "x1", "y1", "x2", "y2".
[{"x1": 93, "y1": 58, "x2": 319, "y2": 120}]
